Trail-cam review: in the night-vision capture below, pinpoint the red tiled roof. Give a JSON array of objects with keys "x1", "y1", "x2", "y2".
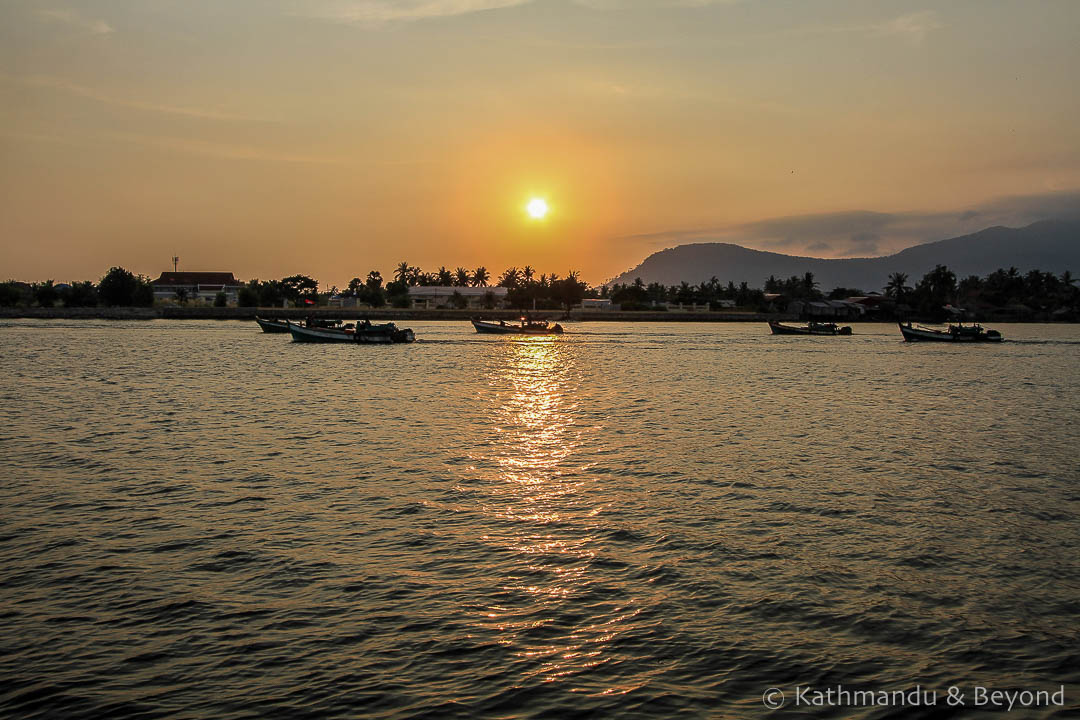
[{"x1": 153, "y1": 272, "x2": 241, "y2": 286}]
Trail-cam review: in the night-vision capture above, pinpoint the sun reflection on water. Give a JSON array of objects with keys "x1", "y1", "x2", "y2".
[{"x1": 464, "y1": 337, "x2": 638, "y2": 691}]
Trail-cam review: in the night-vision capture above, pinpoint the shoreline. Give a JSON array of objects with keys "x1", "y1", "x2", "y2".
[
  {"x1": 1, "y1": 307, "x2": 1070, "y2": 323},
  {"x1": 0, "y1": 306, "x2": 791, "y2": 322}
]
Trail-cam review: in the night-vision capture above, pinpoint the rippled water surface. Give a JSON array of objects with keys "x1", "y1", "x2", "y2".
[{"x1": 2, "y1": 320, "x2": 1079, "y2": 719}]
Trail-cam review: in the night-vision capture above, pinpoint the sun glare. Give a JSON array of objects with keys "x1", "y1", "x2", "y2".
[{"x1": 526, "y1": 197, "x2": 549, "y2": 219}]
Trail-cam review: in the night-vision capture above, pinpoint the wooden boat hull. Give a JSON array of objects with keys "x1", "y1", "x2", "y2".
[
  {"x1": 472, "y1": 320, "x2": 564, "y2": 335},
  {"x1": 769, "y1": 320, "x2": 851, "y2": 336},
  {"x1": 287, "y1": 322, "x2": 415, "y2": 344},
  {"x1": 255, "y1": 317, "x2": 290, "y2": 333},
  {"x1": 899, "y1": 322, "x2": 1002, "y2": 342}
]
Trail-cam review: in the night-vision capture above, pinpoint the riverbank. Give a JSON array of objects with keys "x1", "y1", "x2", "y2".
[
  {"x1": 5, "y1": 306, "x2": 1069, "y2": 322},
  {"x1": 0, "y1": 306, "x2": 791, "y2": 322}
]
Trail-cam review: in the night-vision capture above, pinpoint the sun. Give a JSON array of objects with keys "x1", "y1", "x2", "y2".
[{"x1": 526, "y1": 197, "x2": 549, "y2": 219}]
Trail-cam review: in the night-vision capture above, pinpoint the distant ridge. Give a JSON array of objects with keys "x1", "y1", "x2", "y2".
[{"x1": 608, "y1": 220, "x2": 1080, "y2": 292}]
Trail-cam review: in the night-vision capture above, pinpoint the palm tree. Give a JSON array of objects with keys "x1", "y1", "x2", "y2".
[
  {"x1": 522, "y1": 265, "x2": 535, "y2": 283},
  {"x1": 454, "y1": 267, "x2": 470, "y2": 287},
  {"x1": 886, "y1": 272, "x2": 910, "y2": 301},
  {"x1": 472, "y1": 267, "x2": 489, "y2": 287},
  {"x1": 498, "y1": 267, "x2": 520, "y2": 288},
  {"x1": 395, "y1": 261, "x2": 411, "y2": 285},
  {"x1": 437, "y1": 266, "x2": 454, "y2": 286}
]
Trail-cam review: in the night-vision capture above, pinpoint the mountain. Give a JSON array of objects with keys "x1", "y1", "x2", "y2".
[{"x1": 608, "y1": 220, "x2": 1080, "y2": 293}]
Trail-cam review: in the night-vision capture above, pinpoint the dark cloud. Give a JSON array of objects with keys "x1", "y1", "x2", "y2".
[{"x1": 616, "y1": 190, "x2": 1080, "y2": 259}]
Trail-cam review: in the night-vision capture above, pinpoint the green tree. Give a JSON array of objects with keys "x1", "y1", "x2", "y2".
[
  {"x1": 134, "y1": 277, "x2": 154, "y2": 306},
  {"x1": 98, "y1": 267, "x2": 141, "y2": 306},
  {"x1": 360, "y1": 270, "x2": 386, "y2": 307},
  {"x1": 554, "y1": 271, "x2": 587, "y2": 313},
  {"x1": 61, "y1": 281, "x2": 98, "y2": 307},
  {"x1": 385, "y1": 278, "x2": 409, "y2": 307},
  {"x1": 255, "y1": 280, "x2": 285, "y2": 307},
  {"x1": 237, "y1": 284, "x2": 258, "y2": 307},
  {"x1": 827, "y1": 287, "x2": 863, "y2": 300},
  {"x1": 885, "y1": 272, "x2": 911, "y2": 302},
  {"x1": 498, "y1": 267, "x2": 520, "y2": 288},
  {"x1": 33, "y1": 280, "x2": 58, "y2": 308},
  {"x1": 280, "y1": 274, "x2": 319, "y2": 305},
  {"x1": 0, "y1": 281, "x2": 30, "y2": 306},
  {"x1": 912, "y1": 264, "x2": 957, "y2": 316}
]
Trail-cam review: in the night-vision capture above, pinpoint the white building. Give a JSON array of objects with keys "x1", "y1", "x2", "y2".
[
  {"x1": 581, "y1": 298, "x2": 613, "y2": 310},
  {"x1": 151, "y1": 272, "x2": 244, "y2": 304},
  {"x1": 407, "y1": 286, "x2": 508, "y2": 309}
]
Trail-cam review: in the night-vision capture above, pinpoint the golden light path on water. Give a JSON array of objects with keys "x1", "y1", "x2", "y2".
[{"x1": 463, "y1": 337, "x2": 643, "y2": 694}]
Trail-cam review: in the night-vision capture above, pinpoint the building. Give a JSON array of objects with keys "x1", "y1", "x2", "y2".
[
  {"x1": 581, "y1": 298, "x2": 613, "y2": 310},
  {"x1": 152, "y1": 272, "x2": 244, "y2": 304},
  {"x1": 791, "y1": 299, "x2": 866, "y2": 320},
  {"x1": 406, "y1": 286, "x2": 508, "y2": 309}
]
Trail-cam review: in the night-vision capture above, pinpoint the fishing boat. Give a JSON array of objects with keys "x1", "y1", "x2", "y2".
[
  {"x1": 472, "y1": 318, "x2": 564, "y2": 335},
  {"x1": 768, "y1": 320, "x2": 852, "y2": 336},
  {"x1": 255, "y1": 316, "x2": 290, "y2": 333},
  {"x1": 287, "y1": 320, "x2": 415, "y2": 344},
  {"x1": 899, "y1": 322, "x2": 1002, "y2": 343}
]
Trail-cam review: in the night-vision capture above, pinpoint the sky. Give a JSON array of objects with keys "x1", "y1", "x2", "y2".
[{"x1": 1, "y1": 0, "x2": 1078, "y2": 288}]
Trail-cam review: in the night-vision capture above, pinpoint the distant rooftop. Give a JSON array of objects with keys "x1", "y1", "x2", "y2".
[{"x1": 153, "y1": 272, "x2": 241, "y2": 286}]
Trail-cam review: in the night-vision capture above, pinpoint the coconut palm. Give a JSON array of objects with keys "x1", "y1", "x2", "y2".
[
  {"x1": 885, "y1": 272, "x2": 910, "y2": 301},
  {"x1": 454, "y1": 267, "x2": 470, "y2": 287},
  {"x1": 498, "y1": 267, "x2": 520, "y2": 288},
  {"x1": 472, "y1": 267, "x2": 490, "y2": 287},
  {"x1": 394, "y1": 261, "x2": 411, "y2": 285}
]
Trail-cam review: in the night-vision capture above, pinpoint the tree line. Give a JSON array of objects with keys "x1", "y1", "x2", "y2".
[
  {"x1": 0, "y1": 263, "x2": 588, "y2": 311},
  {"x1": 605, "y1": 265, "x2": 1079, "y2": 319},
  {"x1": 0, "y1": 267, "x2": 155, "y2": 308},
  {"x1": 3, "y1": 263, "x2": 1077, "y2": 318},
  {"x1": 882, "y1": 265, "x2": 1078, "y2": 318},
  {"x1": 233, "y1": 263, "x2": 590, "y2": 311}
]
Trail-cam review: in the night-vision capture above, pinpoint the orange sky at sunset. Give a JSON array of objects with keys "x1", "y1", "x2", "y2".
[{"x1": 2, "y1": 1, "x2": 1078, "y2": 288}]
